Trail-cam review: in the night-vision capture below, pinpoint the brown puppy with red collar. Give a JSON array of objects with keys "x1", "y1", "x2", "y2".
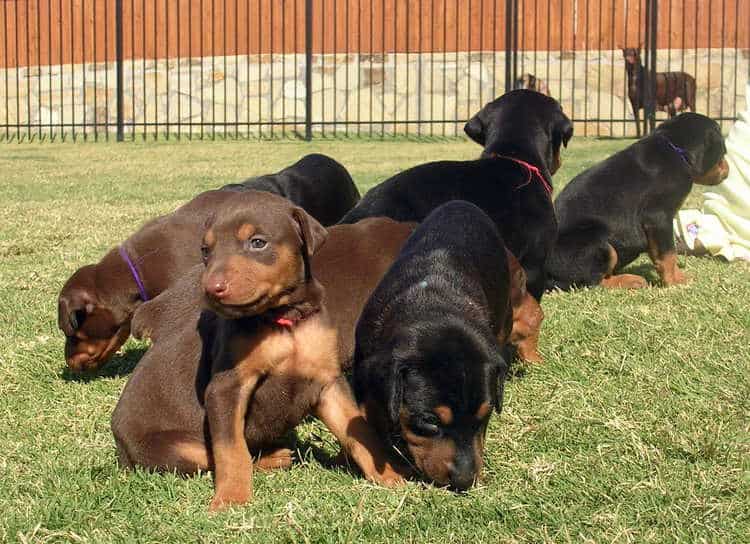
[{"x1": 114, "y1": 192, "x2": 409, "y2": 511}]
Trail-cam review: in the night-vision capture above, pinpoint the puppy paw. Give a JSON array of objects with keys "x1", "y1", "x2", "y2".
[
  {"x1": 371, "y1": 466, "x2": 407, "y2": 488},
  {"x1": 517, "y1": 343, "x2": 543, "y2": 363},
  {"x1": 255, "y1": 448, "x2": 293, "y2": 472},
  {"x1": 601, "y1": 274, "x2": 648, "y2": 289},
  {"x1": 209, "y1": 488, "x2": 252, "y2": 512},
  {"x1": 666, "y1": 269, "x2": 689, "y2": 286}
]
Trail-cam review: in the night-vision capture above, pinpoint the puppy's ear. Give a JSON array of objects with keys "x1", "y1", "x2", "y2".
[
  {"x1": 464, "y1": 113, "x2": 486, "y2": 146},
  {"x1": 57, "y1": 291, "x2": 95, "y2": 336},
  {"x1": 386, "y1": 365, "x2": 406, "y2": 426},
  {"x1": 494, "y1": 348, "x2": 510, "y2": 414},
  {"x1": 291, "y1": 207, "x2": 328, "y2": 257},
  {"x1": 553, "y1": 110, "x2": 574, "y2": 150}
]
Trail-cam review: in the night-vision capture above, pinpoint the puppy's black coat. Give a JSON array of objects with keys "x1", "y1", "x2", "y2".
[
  {"x1": 223, "y1": 153, "x2": 360, "y2": 227},
  {"x1": 352, "y1": 201, "x2": 512, "y2": 491},
  {"x1": 546, "y1": 113, "x2": 729, "y2": 290},
  {"x1": 339, "y1": 90, "x2": 573, "y2": 300}
]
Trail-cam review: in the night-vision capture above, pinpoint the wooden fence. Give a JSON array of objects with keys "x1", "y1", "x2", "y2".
[{"x1": 1, "y1": 0, "x2": 748, "y2": 69}]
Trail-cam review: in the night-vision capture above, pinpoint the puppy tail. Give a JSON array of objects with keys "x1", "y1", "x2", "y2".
[{"x1": 546, "y1": 219, "x2": 612, "y2": 291}]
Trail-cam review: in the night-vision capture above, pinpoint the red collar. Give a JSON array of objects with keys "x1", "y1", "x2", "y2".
[
  {"x1": 270, "y1": 307, "x2": 319, "y2": 329},
  {"x1": 488, "y1": 153, "x2": 553, "y2": 196},
  {"x1": 275, "y1": 317, "x2": 296, "y2": 327}
]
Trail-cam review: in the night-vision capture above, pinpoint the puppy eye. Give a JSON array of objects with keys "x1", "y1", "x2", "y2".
[
  {"x1": 247, "y1": 237, "x2": 267, "y2": 250},
  {"x1": 200, "y1": 244, "x2": 210, "y2": 263},
  {"x1": 412, "y1": 421, "x2": 440, "y2": 437}
]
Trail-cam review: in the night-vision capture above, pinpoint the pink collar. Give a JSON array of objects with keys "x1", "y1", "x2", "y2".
[{"x1": 489, "y1": 154, "x2": 553, "y2": 196}]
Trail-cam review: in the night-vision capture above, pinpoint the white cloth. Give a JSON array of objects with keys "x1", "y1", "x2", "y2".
[{"x1": 674, "y1": 82, "x2": 750, "y2": 261}]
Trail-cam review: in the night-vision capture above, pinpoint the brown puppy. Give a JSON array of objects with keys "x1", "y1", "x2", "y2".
[
  {"x1": 58, "y1": 154, "x2": 359, "y2": 373},
  {"x1": 113, "y1": 197, "x2": 413, "y2": 511}
]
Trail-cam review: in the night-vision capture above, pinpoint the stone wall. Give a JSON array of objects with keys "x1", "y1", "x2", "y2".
[{"x1": 1, "y1": 48, "x2": 746, "y2": 139}]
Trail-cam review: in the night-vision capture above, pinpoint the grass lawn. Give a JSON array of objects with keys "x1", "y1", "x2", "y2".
[{"x1": 0, "y1": 137, "x2": 748, "y2": 543}]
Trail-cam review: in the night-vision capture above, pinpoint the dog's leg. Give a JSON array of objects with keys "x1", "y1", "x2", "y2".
[
  {"x1": 254, "y1": 447, "x2": 294, "y2": 472},
  {"x1": 510, "y1": 291, "x2": 544, "y2": 362},
  {"x1": 114, "y1": 430, "x2": 212, "y2": 474},
  {"x1": 600, "y1": 244, "x2": 648, "y2": 289},
  {"x1": 644, "y1": 221, "x2": 687, "y2": 286},
  {"x1": 315, "y1": 377, "x2": 406, "y2": 487},
  {"x1": 205, "y1": 369, "x2": 262, "y2": 511}
]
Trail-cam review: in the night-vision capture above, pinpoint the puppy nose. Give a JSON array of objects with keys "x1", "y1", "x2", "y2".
[
  {"x1": 449, "y1": 470, "x2": 475, "y2": 492},
  {"x1": 449, "y1": 456, "x2": 477, "y2": 491},
  {"x1": 205, "y1": 277, "x2": 228, "y2": 298}
]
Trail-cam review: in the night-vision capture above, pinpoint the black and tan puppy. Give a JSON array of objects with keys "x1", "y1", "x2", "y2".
[
  {"x1": 58, "y1": 154, "x2": 358, "y2": 372},
  {"x1": 353, "y1": 201, "x2": 513, "y2": 491},
  {"x1": 340, "y1": 90, "x2": 572, "y2": 302},
  {"x1": 546, "y1": 113, "x2": 729, "y2": 290},
  {"x1": 112, "y1": 207, "x2": 417, "y2": 510}
]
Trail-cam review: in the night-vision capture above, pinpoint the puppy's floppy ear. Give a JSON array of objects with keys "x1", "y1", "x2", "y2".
[
  {"x1": 291, "y1": 207, "x2": 328, "y2": 257},
  {"x1": 464, "y1": 112, "x2": 486, "y2": 146},
  {"x1": 57, "y1": 291, "x2": 95, "y2": 336},
  {"x1": 352, "y1": 347, "x2": 404, "y2": 432},
  {"x1": 552, "y1": 110, "x2": 574, "y2": 150},
  {"x1": 494, "y1": 347, "x2": 510, "y2": 414}
]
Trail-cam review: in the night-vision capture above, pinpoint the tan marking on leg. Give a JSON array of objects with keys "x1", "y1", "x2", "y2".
[
  {"x1": 209, "y1": 375, "x2": 260, "y2": 512},
  {"x1": 315, "y1": 379, "x2": 405, "y2": 487},
  {"x1": 606, "y1": 244, "x2": 618, "y2": 275},
  {"x1": 654, "y1": 251, "x2": 688, "y2": 286},
  {"x1": 510, "y1": 291, "x2": 544, "y2": 363},
  {"x1": 210, "y1": 329, "x2": 293, "y2": 511}
]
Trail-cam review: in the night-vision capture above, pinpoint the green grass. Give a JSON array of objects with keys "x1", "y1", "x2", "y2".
[{"x1": 1, "y1": 137, "x2": 749, "y2": 543}]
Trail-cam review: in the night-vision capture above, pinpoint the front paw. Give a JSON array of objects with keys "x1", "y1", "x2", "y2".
[
  {"x1": 671, "y1": 268, "x2": 688, "y2": 285},
  {"x1": 209, "y1": 487, "x2": 252, "y2": 512},
  {"x1": 371, "y1": 462, "x2": 410, "y2": 487}
]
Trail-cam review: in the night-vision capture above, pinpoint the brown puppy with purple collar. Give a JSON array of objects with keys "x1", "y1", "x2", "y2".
[{"x1": 58, "y1": 154, "x2": 359, "y2": 372}]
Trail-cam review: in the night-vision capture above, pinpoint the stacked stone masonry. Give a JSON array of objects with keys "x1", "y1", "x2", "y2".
[{"x1": 1, "y1": 49, "x2": 746, "y2": 138}]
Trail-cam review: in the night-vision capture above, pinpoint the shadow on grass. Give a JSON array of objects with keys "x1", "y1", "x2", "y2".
[{"x1": 59, "y1": 346, "x2": 147, "y2": 382}]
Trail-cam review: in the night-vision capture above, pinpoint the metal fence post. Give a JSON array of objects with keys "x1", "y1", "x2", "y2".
[
  {"x1": 648, "y1": 0, "x2": 658, "y2": 133},
  {"x1": 305, "y1": 0, "x2": 313, "y2": 141},
  {"x1": 504, "y1": 0, "x2": 514, "y2": 93},
  {"x1": 115, "y1": 0, "x2": 124, "y2": 141}
]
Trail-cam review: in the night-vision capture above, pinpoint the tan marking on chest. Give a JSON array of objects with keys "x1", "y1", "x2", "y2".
[{"x1": 279, "y1": 317, "x2": 341, "y2": 385}]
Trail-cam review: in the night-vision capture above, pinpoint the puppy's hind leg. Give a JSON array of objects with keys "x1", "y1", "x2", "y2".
[
  {"x1": 600, "y1": 244, "x2": 648, "y2": 289},
  {"x1": 113, "y1": 429, "x2": 212, "y2": 474}
]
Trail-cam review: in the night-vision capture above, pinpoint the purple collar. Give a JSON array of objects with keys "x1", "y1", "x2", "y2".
[
  {"x1": 657, "y1": 134, "x2": 691, "y2": 166},
  {"x1": 118, "y1": 246, "x2": 149, "y2": 301}
]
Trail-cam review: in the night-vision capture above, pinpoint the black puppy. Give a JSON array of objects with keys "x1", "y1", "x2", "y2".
[
  {"x1": 547, "y1": 113, "x2": 729, "y2": 290},
  {"x1": 224, "y1": 153, "x2": 360, "y2": 227},
  {"x1": 353, "y1": 201, "x2": 512, "y2": 491},
  {"x1": 340, "y1": 90, "x2": 572, "y2": 301}
]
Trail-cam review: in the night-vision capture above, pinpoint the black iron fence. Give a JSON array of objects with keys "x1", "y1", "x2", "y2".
[{"x1": 1, "y1": 0, "x2": 748, "y2": 142}]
